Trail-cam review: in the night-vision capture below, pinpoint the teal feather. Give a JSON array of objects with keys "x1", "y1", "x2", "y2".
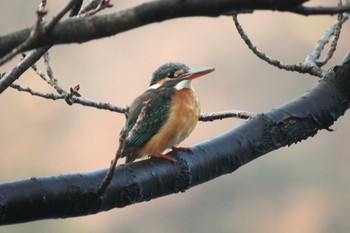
[{"x1": 119, "y1": 88, "x2": 174, "y2": 160}]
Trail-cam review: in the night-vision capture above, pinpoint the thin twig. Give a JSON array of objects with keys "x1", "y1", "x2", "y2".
[
  {"x1": 70, "y1": 96, "x2": 127, "y2": 113},
  {"x1": 43, "y1": 52, "x2": 65, "y2": 94},
  {"x1": 23, "y1": 52, "x2": 62, "y2": 94},
  {"x1": 27, "y1": 56, "x2": 52, "y2": 83},
  {"x1": 304, "y1": 16, "x2": 343, "y2": 66},
  {"x1": 64, "y1": 85, "x2": 127, "y2": 114},
  {"x1": 232, "y1": 15, "x2": 324, "y2": 77},
  {"x1": 9, "y1": 80, "x2": 128, "y2": 114},
  {"x1": 97, "y1": 146, "x2": 123, "y2": 196},
  {"x1": 304, "y1": 0, "x2": 349, "y2": 67},
  {"x1": 316, "y1": 2, "x2": 349, "y2": 67},
  {"x1": 316, "y1": 19, "x2": 342, "y2": 66},
  {"x1": 199, "y1": 110, "x2": 254, "y2": 121},
  {"x1": 10, "y1": 83, "x2": 65, "y2": 100}
]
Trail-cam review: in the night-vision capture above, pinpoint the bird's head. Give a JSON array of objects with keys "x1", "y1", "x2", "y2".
[{"x1": 149, "y1": 62, "x2": 214, "y2": 90}]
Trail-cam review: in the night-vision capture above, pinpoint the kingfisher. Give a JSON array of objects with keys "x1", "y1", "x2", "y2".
[{"x1": 97, "y1": 62, "x2": 214, "y2": 195}]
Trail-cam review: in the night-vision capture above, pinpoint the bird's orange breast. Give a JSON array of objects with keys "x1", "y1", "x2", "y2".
[{"x1": 140, "y1": 88, "x2": 200, "y2": 156}]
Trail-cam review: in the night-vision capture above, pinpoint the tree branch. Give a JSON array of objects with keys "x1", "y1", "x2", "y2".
[
  {"x1": 0, "y1": 0, "x2": 320, "y2": 60},
  {"x1": 232, "y1": 14, "x2": 325, "y2": 77},
  {"x1": 291, "y1": 4, "x2": 350, "y2": 15},
  {"x1": 1, "y1": 54, "x2": 349, "y2": 225}
]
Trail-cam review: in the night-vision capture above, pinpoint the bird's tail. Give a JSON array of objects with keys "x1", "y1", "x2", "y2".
[{"x1": 96, "y1": 147, "x2": 123, "y2": 196}]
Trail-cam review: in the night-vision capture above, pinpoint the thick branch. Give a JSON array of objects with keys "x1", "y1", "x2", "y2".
[
  {"x1": 0, "y1": 0, "x2": 309, "y2": 59},
  {"x1": 291, "y1": 4, "x2": 350, "y2": 15},
  {"x1": 1, "y1": 55, "x2": 349, "y2": 225}
]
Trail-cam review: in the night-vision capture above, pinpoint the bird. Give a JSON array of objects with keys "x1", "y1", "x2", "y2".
[{"x1": 97, "y1": 62, "x2": 214, "y2": 195}]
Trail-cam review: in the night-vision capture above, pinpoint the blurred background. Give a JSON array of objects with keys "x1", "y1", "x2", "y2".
[{"x1": 1, "y1": 1, "x2": 350, "y2": 233}]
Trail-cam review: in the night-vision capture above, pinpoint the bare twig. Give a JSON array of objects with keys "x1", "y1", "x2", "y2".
[
  {"x1": 69, "y1": 96, "x2": 127, "y2": 113},
  {"x1": 304, "y1": 0, "x2": 349, "y2": 67},
  {"x1": 316, "y1": 2, "x2": 349, "y2": 67},
  {"x1": 304, "y1": 17, "x2": 342, "y2": 66},
  {"x1": 42, "y1": 52, "x2": 65, "y2": 94},
  {"x1": 316, "y1": 17, "x2": 343, "y2": 66},
  {"x1": 29, "y1": 58, "x2": 51, "y2": 83},
  {"x1": 199, "y1": 110, "x2": 254, "y2": 121},
  {"x1": 232, "y1": 15, "x2": 324, "y2": 77},
  {"x1": 10, "y1": 80, "x2": 128, "y2": 114},
  {"x1": 22, "y1": 52, "x2": 62, "y2": 95},
  {"x1": 96, "y1": 146, "x2": 123, "y2": 196},
  {"x1": 10, "y1": 83, "x2": 65, "y2": 100},
  {"x1": 63, "y1": 83, "x2": 126, "y2": 113}
]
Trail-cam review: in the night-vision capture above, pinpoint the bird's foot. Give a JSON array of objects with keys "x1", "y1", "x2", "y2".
[
  {"x1": 149, "y1": 147, "x2": 193, "y2": 163},
  {"x1": 170, "y1": 146, "x2": 193, "y2": 153},
  {"x1": 150, "y1": 154, "x2": 176, "y2": 163}
]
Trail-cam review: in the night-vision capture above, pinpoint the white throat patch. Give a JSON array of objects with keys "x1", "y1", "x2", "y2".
[
  {"x1": 175, "y1": 80, "x2": 193, "y2": 90},
  {"x1": 148, "y1": 83, "x2": 161, "y2": 89},
  {"x1": 148, "y1": 80, "x2": 194, "y2": 90}
]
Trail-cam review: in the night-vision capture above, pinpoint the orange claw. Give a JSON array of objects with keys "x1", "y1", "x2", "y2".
[
  {"x1": 149, "y1": 147, "x2": 193, "y2": 163},
  {"x1": 170, "y1": 146, "x2": 193, "y2": 153},
  {"x1": 150, "y1": 154, "x2": 176, "y2": 163}
]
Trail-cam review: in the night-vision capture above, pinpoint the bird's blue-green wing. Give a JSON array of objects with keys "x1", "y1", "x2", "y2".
[{"x1": 119, "y1": 89, "x2": 172, "y2": 155}]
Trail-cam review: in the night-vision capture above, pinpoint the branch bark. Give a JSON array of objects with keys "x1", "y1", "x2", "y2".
[{"x1": 1, "y1": 54, "x2": 349, "y2": 225}]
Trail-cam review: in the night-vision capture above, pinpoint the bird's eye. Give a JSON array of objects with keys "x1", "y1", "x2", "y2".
[{"x1": 167, "y1": 72, "x2": 175, "y2": 78}]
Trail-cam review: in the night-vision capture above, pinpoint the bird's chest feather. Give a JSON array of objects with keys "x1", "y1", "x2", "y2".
[
  {"x1": 169, "y1": 89, "x2": 200, "y2": 139},
  {"x1": 141, "y1": 88, "x2": 200, "y2": 154}
]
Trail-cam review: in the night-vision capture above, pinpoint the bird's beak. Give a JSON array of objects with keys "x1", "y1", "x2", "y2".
[{"x1": 180, "y1": 67, "x2": 215, "y2": 80}]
